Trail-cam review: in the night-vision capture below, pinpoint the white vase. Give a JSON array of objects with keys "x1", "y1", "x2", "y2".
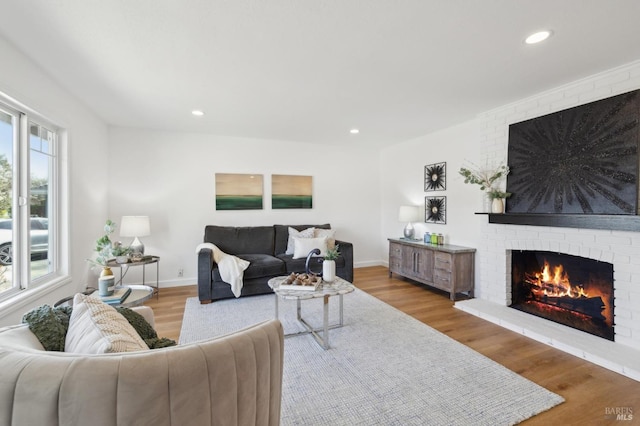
[
  {"x1": 491, "y1": 198, "x2": 504, "y2": 214},
  {"x1": 323, "y1": 260, "x2": 336, "y2": 282}
]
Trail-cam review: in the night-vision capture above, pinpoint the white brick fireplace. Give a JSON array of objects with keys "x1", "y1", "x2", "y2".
[{"x1": 455, "y1": 60, "x2": 640, "y2": 381}]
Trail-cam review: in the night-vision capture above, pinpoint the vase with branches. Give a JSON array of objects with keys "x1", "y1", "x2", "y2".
[{"x1": 459, "y1": 162, "x2": 511, "y2": 212}]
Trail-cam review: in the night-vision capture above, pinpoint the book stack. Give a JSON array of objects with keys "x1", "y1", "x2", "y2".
[{"x1": 101, "y1": 287, "x2": 132, "y2": 305}]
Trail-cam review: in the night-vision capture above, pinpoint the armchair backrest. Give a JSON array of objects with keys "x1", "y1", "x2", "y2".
[{"x1": 0, "y1": 319, "x2": 284, "y2": 426}]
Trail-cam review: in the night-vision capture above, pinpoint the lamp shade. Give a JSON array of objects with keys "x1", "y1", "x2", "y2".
[
  {"x1": 120, "y1": 216, "x2": 150, "y2": 237},
  {"x1": 398, "y1": 206, "x2": 420, "y2": 222}
]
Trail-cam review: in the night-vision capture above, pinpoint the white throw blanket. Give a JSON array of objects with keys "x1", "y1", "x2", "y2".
[{"x1": 196, "y1": 243, "x2": 250, "y2": 298}]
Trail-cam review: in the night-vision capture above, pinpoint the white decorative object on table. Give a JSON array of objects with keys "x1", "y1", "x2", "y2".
[
  {"x1": 322, "y1": 243, "x2": 340, "y2": 282},
  {"x1": 323, "y1": 260, "x2": 336, "y2": 282},
  {"x1": 491, "y1": 198, "x2": 504, "y2": 214}
]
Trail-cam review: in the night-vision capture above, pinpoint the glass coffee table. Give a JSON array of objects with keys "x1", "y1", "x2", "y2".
[{"x1": 268, "y1": 276, "x2": 354, "y2": 350}]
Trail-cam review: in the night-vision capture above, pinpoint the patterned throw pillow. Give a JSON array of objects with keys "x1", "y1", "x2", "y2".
[
  {"x1": 65, "y1": 294, "x2": 149, "y2": 354},
  {"x1": 286, "y1": 227, "x2": 315, "y2": 255}
]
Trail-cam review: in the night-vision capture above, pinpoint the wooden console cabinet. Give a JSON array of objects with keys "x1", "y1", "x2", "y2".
[{"x1": 388, "y1": 238, "x2": 475, "y2": 301}]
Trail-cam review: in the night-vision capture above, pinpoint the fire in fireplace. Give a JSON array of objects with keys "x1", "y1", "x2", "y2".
[{"x1": 511, "y1": 250, "x2": 614, "y2": 341}]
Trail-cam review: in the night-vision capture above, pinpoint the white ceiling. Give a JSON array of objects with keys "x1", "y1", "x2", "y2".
[{"x1": 1, "y1": 1, "x2": 639, "y2": 147}]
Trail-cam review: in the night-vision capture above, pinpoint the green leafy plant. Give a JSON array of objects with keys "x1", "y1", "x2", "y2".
[
  {"x1": 487, "y1": 189, "x2": 512, "y2": 200},
  {"x1": 111, "y1": 243, "x2": 132, "y2": 257},
  {"x1": 324, "y1": 244, "x2": 340, "y2": 261},
  {"x1": 458, "y1": 162, "x2": 510, "y2": 191},
  {"x1": 87, "y1": 219, "x2": 116, "y2": 266}
]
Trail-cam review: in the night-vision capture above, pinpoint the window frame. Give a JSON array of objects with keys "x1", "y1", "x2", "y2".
[{"x1": 0, "y1": 97, "x2": 65, "y2": 303}]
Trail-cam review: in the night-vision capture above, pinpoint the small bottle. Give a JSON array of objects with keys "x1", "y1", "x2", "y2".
[
  {"x1": 438, "y1": 233, "x2": 444, "y2": 245},
  {"x1": 430, "y1": 233, "x2": 438, "y2": 245},
  {"x1": 424, "y1": 232, "x2": 430, "y2": 243}
]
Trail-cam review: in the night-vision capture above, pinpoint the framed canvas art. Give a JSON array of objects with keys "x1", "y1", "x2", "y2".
[
  {"x1": 215, "y1": 173, "x2": 263, "y2": 210},
  {"x1": 272, "y1": 175, "x2": 313, "y2": 209}
]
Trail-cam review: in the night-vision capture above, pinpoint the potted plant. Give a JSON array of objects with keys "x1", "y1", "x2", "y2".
[
  {"x1": 111, "y1": 243, "x2": 132, "y2": 264},
  {"x1": 458, "y1": 162, "x2": 511, "y2": 211},
  {"x1": 322, "y1": 244, "x2": 340, "y2": 282},
  {"x1": 87, "y1": 219, "x2": 117, "y2": 296},
  {"x1": 487, "y1": 189, "x2": 512, "y2": 214}
]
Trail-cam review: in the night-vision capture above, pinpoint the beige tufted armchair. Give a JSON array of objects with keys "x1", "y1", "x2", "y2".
[{"x1": 0, "y1": 311, "x2": 284, "y2": 426}]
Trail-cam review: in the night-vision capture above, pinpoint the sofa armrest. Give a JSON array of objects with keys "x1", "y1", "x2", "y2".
[
  {"x1": 198, "y1": 248, "x2": 215, "y2": 303},
  {"x1": 335, "y1": 240, "x2": 354, "y2": 282}
]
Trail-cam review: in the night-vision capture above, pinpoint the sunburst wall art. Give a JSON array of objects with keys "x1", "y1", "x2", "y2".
[
  {"x1": 506, "y1": 89, "x2": 639, "y2": 214},
  {"x1": 425, "y1": 196, "x2": 446, "y2": 224},
  {"x1": 424, "y1": 162, "x2": 446, "y2": 191}
]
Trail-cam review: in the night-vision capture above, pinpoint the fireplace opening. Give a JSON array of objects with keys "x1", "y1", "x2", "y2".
[{"x1": 510, "y1": 250, "x2": 614, "y2": 341}]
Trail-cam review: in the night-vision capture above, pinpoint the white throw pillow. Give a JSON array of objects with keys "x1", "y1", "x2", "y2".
[
  {"x1": 292, "y1": 236, "x2": 328, "y2": 259},
  {"x1": 286, "y1": 227, "x2": 315, "y2": 255},
  {"x1": 314, "y1": 228, "x2": 336, "y2": 249},
  {"x1": 65, "y1": 293, "x2": 149, "y2": 354}
]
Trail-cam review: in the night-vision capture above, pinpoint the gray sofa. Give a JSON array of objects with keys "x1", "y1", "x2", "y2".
[{"x1": 198, "y1": 224, "x2": 354, "y2": 303}]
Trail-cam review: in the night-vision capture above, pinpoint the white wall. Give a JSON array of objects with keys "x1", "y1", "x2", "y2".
[
  {"x1": 0, "y1": 36, "x2": 110, "y2": 325},
  {"x1": 107, "y1": 128, "x2": 382, "y2": 287},
  {"x1": 379, "y1": 120, "x2": 484, "y2": 271}
]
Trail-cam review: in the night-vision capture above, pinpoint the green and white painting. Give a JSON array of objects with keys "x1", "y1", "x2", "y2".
[
  {"x1": 215, "y1": 173, "x2": 263, "y2": 210},
  {"x1": 272, "y1": 175, "x2": 313, "y2": 209}
]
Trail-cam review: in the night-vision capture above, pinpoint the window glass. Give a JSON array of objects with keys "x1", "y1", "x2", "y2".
[
  {"x1": 29, "y1": 122, "x2": 54, "y2": 280},
  {"x1": 0, "y1": 108, "x2": 14, "y2": 293}
]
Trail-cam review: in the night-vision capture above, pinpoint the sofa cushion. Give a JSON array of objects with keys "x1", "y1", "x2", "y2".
[
  {"x1": 285, "y1": 226, "x2": 315, "y2": 255},
  {"x1": 293, "y1": 236, "x2": 328, "y2": 259},
  {"x1": 274, "y1": 224, "x2": 331, "y2": 255},
  {"x1": 314, "y1": 228, "x2": 336, "y2": 249},
  {"x1": 204, "y1": 225, "x2": 275, "y2": 255},
  {"x1": 214, "y1": 254, "x2": 285, "y2": 281},
  {"x1": 65, "y1": 294, "x2": 148, "y2": 354}
]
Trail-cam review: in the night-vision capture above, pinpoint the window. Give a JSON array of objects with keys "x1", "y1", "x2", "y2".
[{"x1": 0, "y1": 100, "x2": 60, "y2": 300}]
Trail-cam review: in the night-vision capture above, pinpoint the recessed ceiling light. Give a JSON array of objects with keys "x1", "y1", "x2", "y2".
[
  {"x1": 350, "y1": 128, "x2": 360, "y2": 134},
  {"x1": 525, "y1": 30, "x2": 552, "y2": 45},
  {"x1": 192, "y1": 110, "x2": 205, "y2": 116}
]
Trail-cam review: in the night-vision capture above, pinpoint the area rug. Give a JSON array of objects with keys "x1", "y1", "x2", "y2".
[{"x1": 179, "y1": 289, "x2": 564, "y2": 425}]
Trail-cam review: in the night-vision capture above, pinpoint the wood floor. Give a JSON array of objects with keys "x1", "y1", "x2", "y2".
[{"x1": 146, "y1": 266, "x2": 640, "y2": 425}]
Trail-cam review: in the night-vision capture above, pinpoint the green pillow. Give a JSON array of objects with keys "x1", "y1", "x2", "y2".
[{"x1": 22, "y1": 305, "x2": 72, "y2": 351}]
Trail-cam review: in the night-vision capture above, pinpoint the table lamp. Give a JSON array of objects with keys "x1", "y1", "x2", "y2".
[
  {"x1": 120, "y1": 216, "x2": 150, "y2": 255},
  {"x1": 398, "y1": 205, "x2": 420, "y2": 239}
]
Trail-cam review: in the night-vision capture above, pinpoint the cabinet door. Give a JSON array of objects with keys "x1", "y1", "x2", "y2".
[
  {"x1": 400, "y1": 245, "x2": 416, "y2": 276},
  {"x1": 415, "y1": 248, "x2": 434, "y2": 282}
]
